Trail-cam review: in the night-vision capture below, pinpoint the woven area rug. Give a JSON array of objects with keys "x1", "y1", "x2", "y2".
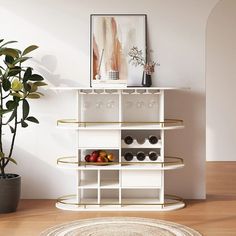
[{"x1": 41, "y1": 217, "x2": 202, "y2": 236}]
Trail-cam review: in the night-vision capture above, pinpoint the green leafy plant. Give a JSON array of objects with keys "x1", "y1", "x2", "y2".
[{"x1": 0, "y1": 39, "x2": 47, "y2": 177}]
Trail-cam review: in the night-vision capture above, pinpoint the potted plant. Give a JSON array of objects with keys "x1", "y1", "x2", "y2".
[
  {"x1": 128, "y1": 46, "x2": 159, "y2": 87},
  {"x1": 0, "y1": 39, "x2": 46, "y2": 213}
]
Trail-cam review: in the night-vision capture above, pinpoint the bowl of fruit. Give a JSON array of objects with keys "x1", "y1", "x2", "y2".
[{"x1": 84, "y1": 150, "x2": 115, "y2": 165}]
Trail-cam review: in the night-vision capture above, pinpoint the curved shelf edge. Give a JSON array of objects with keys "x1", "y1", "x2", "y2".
[
  {"x1": 57, "y1": 125, "x2": 185, "y2": 131},
  {"x1": 56, "y1": 119, "x2": 184, "y2": 130},
  {"x1": 56, "y1": 194, "x2": 185, "y2": 212},
  {"x1": 57, "y1": 156, "x2": 184, "y2": 170}
]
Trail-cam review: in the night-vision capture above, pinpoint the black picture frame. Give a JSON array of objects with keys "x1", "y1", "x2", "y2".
[{"x1": 90, "y1": 14, "x2": 147, "y2": 87}]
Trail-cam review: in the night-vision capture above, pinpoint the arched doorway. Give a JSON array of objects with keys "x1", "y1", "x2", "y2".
[{"x1": 206, "y1": 0, "x2": 236, "y2": 161}]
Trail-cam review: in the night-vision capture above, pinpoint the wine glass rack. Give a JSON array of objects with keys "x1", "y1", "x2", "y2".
[{"x1": 52, "y1": 87, "x2": 185, "y2": 211}]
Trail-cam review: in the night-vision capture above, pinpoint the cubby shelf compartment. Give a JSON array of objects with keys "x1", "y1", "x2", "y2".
[
  {"x1": 100, "y1": 180, "x2": 119, "y2": 189},
  {"x1": 56, "y1": 194, "x2": 185, "y2": 212},
  {"x1": 78, "y1": 181, "x2": 120, "y2": 189},
  {"x1": 100, "y1": 199, "x2": 120, "y2": 205},
  {"x1": 121, "y1": 186, "x2": 162, "y2": 189},
  {"x1": 78, "y1": 180, "x2": 98, "y2": 189},
  {"x1": 55, "y1": 87, "x2": 186, "y2": 211}
]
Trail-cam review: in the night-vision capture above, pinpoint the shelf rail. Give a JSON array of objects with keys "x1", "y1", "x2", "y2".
[
  {"x1": 57, "y1": 119, "x2": 184, "y2": 128},
  {"x1": 56, "y1": 194, "x2": 185, "y2": 207},
  {"x1": 57, "y1": 156, "x2": 184, "y2": 168}
]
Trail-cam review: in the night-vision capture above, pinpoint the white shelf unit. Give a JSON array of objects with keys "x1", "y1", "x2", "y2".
[{"x1": 54, "y1": 87, "x2": 185, "y2": 211}]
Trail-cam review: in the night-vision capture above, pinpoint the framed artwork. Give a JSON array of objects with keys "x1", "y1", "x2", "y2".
[{"x1": 90, "y1": 14, "x2": 147, "y2": 87}]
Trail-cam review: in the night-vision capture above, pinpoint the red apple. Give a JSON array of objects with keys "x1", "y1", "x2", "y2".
[
  {"x1": 91, "y1": 150, "x2": 99, "y2": 158},
  {"x1": 89, "y1": 153, "x2": 98, "y2": 162},
  {"x1": 97, "y1": 156, "x2": 107, "y2": 162},
  {"x1": 97, "y1": 156, "x2": 103, "y2": 162},
  {"x1": 85, "y1": 154, "x2": 91, "y2": 162}
]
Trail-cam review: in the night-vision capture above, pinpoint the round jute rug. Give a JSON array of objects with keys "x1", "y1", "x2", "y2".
[{"x1": 40, "y1": 217, "x2": 201, "y2": 236}]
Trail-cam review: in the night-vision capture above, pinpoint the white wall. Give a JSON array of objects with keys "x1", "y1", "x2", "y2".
[
  {"x1": 206, "y1": 0, "x2": 236, "y2": 161},
  {"x1": 0, "y1": 0, "x2": 218, "y2": 199}
]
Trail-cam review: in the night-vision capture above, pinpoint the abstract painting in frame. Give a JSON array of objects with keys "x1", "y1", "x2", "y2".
[{"x1": 90, "y1": 14, "x2": 147, "y2": 87}]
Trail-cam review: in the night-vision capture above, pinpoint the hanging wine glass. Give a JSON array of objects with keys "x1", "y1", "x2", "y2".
[
  {"x1": 137, "y1": 89, "x2": 146, "y2": 94},
  {"x1": 136, "y1": 101, "x2": 145, "y2": 108},
  {"x1": 95, "y1": 101, "x2": 104, "y2": 108},
  {"x1": 94, "y1": 89, "x2": 104, "y2": 94},
  {"x1": 149, "y1": 89, "x2": 160, "y2": 94},
  {"x1": 148, "y1": 100, "x2": 156, "y2": 108},
  {"x1": 80, "y1": 89, "x2": 92, "y2": 94},
  {"x1": 123, "y1": 89, "x2": 135, "y2": 94},
  {"x1": 105, "y1": 89, "x2": 118, "y2": 94},
  {"x1": 106, "y1": 100, "x2": 115, "y2": 109}
]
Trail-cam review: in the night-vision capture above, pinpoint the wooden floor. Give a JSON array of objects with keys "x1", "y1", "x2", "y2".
[{"x1": 0, "y1": 162, "x2": 236, "y2": 236}]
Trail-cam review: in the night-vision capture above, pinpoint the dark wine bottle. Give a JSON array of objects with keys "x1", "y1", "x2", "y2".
[
  {"x1": 148, "y1": 135, "x2": 158, "y2": 144},
  {"x1": 136, "y1": 151, "x2": 146, "y2": 161},
  {"x1": 124, "y1": 136, "x2": 133, "y2": 145},
  {"x1": 124, "y1": 152, "x2": 133, "y2": 161},
  {"x1": 149, "y1": 151, "x2": 158, "y2": 161}
]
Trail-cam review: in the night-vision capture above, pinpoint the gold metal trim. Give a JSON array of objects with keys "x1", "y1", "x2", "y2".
[
  {"x1": 56, "y1": 194, "x2": 185, "y2": 207},
  {"x1": 57, "y1": 119, "x2": 184, "y2": 127},
  {"x1": 57, "y1": 157, "x2": 79, "y2": 165},
  {"x1": 57, "y1": 156, "x2": 184, "y2": 167}
]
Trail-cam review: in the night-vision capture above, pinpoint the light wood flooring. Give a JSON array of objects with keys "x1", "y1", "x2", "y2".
[{"x1": 0, "y1": 162, "x2": 236, "y2": 236}]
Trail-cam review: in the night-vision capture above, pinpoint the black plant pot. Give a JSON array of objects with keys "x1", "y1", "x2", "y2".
[
  {"x1": 0, "y1": 174, "x2": 21, "y2": 213},
  {"x1": 142, "y1": 72, "x2": 152, "y2": 87}
]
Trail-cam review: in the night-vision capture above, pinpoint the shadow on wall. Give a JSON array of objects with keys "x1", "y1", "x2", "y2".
[
  {"x1": 33, "y1": 55, "x2": 78, "y2": 87},
  {"x1": 165, "y1": 90, "x2": 205, "y2": 199}
]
